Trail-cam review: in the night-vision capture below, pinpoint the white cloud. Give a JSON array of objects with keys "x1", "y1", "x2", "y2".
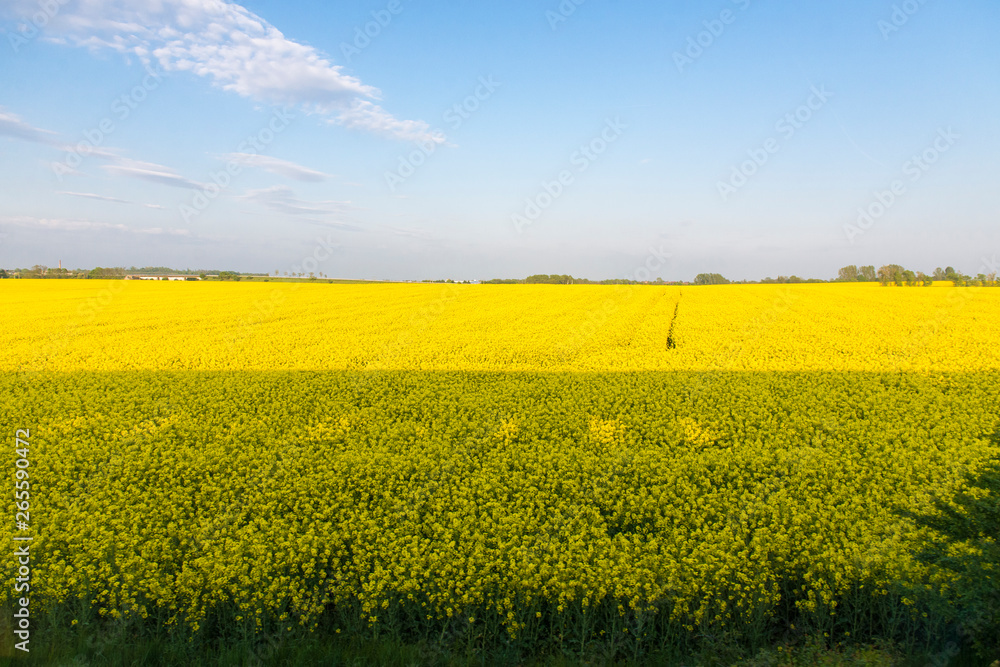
[
  {"x1": 59, "y1": 191, "x2": 132, "y2": 204},
  {"x1": 101, "y1": 157, "x2": 203, "y2": 189},
  {"x1": 1, "y1": 214, "x2": 193, "y2": 237},
  {"x1": 0, "y1": 107, "x2": 60, "y2": 145},
  {"x1": 241, "y1": 185, "x2": 352, "y2": 217},
  {"x1": 336, "y1": 100, "x2": 447, "y2": 144},
  {"x1": 0, "y1": 105, "x2": 207, "y2": 190},
  {"x1": 58, "y1": 191, "x2": 169, "y2": 209},
  {"x1": 222, "y1": 153, "x2": 331, "y2": 181},
  {"x1": 3, "y1": 0, "x2": 442, "y2": 143}
]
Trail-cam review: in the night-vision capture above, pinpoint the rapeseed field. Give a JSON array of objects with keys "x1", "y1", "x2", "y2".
[{"x1": 2, "y1": 281, "x2": 997, "y2": 658}]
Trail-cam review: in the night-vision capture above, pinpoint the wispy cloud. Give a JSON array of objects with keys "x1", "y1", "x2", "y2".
[
  {"x1": 1, "y1": 215, "x2": 190, "y2": 236},
  {"x1": 58, "y1": 191, "x2": 132, "y2": 204},
  {"x1": 0, "y1": 107, "x2": 60, "y2": 145},
  {"x1": 58, "y1": 191, "x2": 169, "y2": 209},
  {"x1": 222, "y1": 153, "x2": 331, "y2": 182},
  {"x1": 3, "y1": 0, "x2": 442, "y2": 143},
  {"x1": 241, "y1": 185, "x2": 353, "y2": 216},
  {"x1": 102, "y1": 157, "x2": 203, "y2": 189},
  {"x1": 0, "y1": 105, "x2": 202, "y2": 191}
]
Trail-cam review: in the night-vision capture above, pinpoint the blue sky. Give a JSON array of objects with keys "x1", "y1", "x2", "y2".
[{"x1": 1, "y1": 0, "x2": 997, "y2": 281}]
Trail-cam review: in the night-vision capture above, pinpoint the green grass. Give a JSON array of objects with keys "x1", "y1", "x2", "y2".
[{"x1": 0, "y1": 614, "x2": 988, "y2": 667}]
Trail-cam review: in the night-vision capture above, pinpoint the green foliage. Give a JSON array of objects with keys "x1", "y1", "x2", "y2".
[
  {"x1": 759, "y1": 275, "x2": 810, "y2": 284},
  {"x1": 871, "y1": 265, "x2": 940, "y2": 287},
  {"x1": 87, "y1": 267, "x2": 125, "y2": 279},
  {"x1": 877, "y1": 265, "x2": 906, "y2": 286},
  {"x1": 834, "y1": 265, "x2": 877, "y2": 282},
  {"x1": 837, "y1": 266, "x2": 860, "y2": 282},
  {"x1": 0, "y1": 611, "x2": 933, "y2": 666},
  {"x1": 694, "y1": 273, "x2": 730, "y2": 285},
  {"x1": 525, "y1": 274, "x2": 577, "y2": 284}
]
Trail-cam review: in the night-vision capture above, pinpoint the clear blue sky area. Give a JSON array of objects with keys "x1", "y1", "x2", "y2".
[{"x1": 1, "y1": 0, "x2": 997, "y2": 280}]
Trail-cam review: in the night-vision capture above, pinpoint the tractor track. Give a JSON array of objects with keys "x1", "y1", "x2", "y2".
[{"x1": 666, "y1": 290, "x2": 681, "y2": 349}]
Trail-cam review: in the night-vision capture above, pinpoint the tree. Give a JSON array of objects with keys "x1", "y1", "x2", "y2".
[
  {"x1": 837, "y1": 265, "x2": 859, "y2": 282},
  {"x1": 877, "y1": 264, "x2": 905, "y2": 286},
  {"x1": 525, "y1": 274, "x2": 576, "y2": 284},
  {"x1": 859, "y1": 265, "x2": 877, "y2": 282},
  {"x1": 933, "y1": 267, "x2": 947, "y2": 281},
  {"x1": 0, "y1": 269, "x2": 8, "y2": 279},
  {"x1": 693, "y1": 273, "x2": 730, "y2": 286}
]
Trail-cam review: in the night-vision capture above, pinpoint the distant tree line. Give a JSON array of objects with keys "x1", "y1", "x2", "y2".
[
  {"x1": 483, "y1": 274, "x2": 677, "y2": 286},
  {"x1": 0, "y1": 266, "x2": 263, "y2": 280},
  {"x1": 836, "y1": 264, "x2": 998, "y2": 287},
  {"x1": 0, "y1": 265, "x2": 85, "y2": 279},
  {"x1": 3, "y1": 264, "x2": 996, "y2": 287},
  {"x1": 758, "y1": 276, "x2": 825, "y2": 284}
]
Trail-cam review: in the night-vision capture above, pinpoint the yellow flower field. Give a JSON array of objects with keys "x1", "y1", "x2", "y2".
[
  {"x1": 1, "y1": 280, "x2": 998, "y2": 652},
  {"x1": 1, "y1": 280, "x2": 998, "y2": 372}
]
